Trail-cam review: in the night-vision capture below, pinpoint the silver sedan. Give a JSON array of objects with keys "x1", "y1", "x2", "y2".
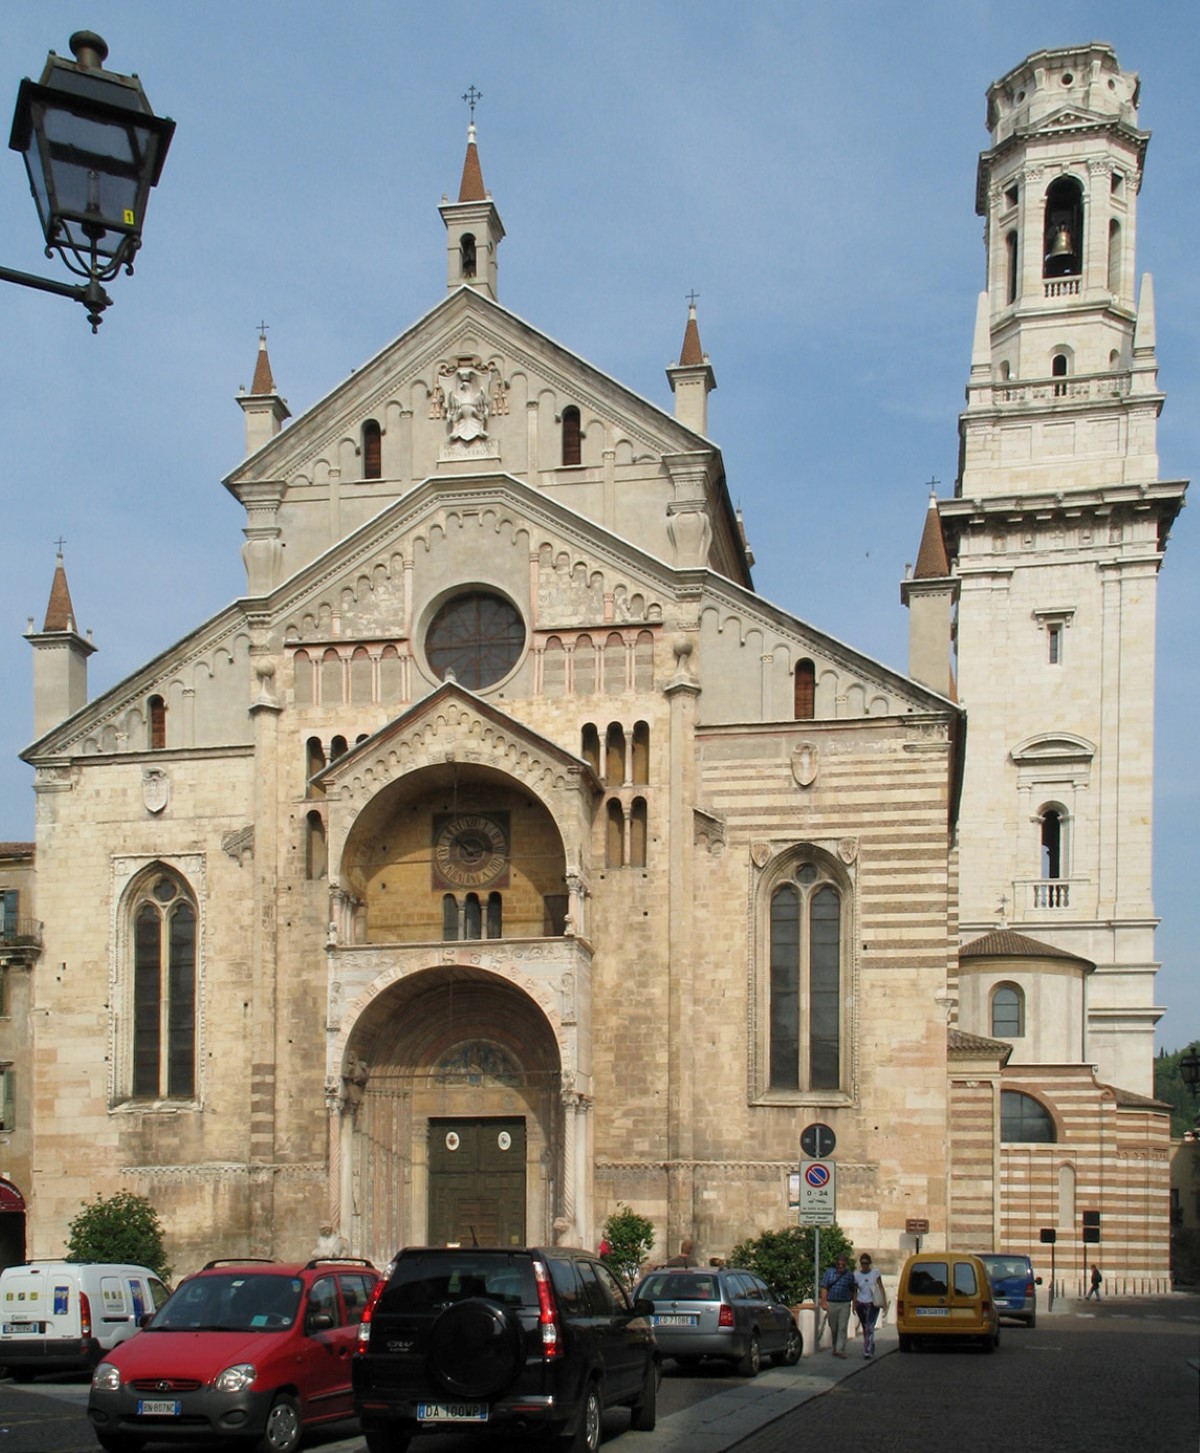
[{"x1": 633, "y1": 1267, "x2": 802, "y2": 1376}]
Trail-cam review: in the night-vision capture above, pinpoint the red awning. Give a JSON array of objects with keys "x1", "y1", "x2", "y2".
[{"x1": 0, "y1": 1179, "x2": 26, "y2": 1212}]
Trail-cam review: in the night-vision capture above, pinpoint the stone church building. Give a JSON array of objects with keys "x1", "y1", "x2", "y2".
[{"x1": 7, "y1": 44, "x2": 1185, "y2": 1286}]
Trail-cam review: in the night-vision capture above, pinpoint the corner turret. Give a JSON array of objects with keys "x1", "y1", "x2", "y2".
[{"x1": 25, "y1": 550, "x2": 96, "y2": 739}]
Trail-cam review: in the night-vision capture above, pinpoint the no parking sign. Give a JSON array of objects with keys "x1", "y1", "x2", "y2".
[{"x1": 799, "y1": 1158, "x2": 836, "y2": 1225}]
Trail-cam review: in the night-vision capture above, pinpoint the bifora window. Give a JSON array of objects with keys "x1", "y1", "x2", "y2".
[
  {"x1": 768, "y1": 860, "x2": 844, "y2": 1092},
  {"x1": 131, "y1": 871, "x2": 197, "y2": 1100},
  {"x1": 426, "y1": 591, "x2": 525, "y2": 689}
]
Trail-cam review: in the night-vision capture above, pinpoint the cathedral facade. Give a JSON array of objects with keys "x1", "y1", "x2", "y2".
[{"x1": 11, "y1": 45, "x2": 1183, "y2": 1287}]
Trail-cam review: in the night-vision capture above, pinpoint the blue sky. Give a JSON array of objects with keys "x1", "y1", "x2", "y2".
[{"x1": 0, "y1": 2, "x2": 1195, "y2": 1048}]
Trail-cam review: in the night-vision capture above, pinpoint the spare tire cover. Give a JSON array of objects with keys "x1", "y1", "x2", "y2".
[{"x1": 427, "y1": 1298, "x2": 525, "y2": 1399}]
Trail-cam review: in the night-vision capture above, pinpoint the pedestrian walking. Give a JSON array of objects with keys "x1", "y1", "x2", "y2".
[
  {"x1": 852, "y1": 1252, "x2": 887, "y2": 1358},
  {"x1": 819, "y1": 1252, "x2": 856, "y2": 1358},
  {"x1": 1086, "y1": 1263, "x2": 1102, "y2": 1300}
]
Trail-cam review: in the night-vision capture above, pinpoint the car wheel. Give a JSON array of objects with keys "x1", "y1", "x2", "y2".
[
  {"x1": 257, "y1": 1393, "x2": 302, "y2": 1453},
  {"x1": 674, "y1": 1355, "x2": 700, "y2": 1369},
  {"x1": 9, "y1": 1368, "x2": 34, "y2": 1383},
  {"x1": 96, "y1": 1436, "x2": 144, "y2": 1453},
  {"x1": 898, "y1": 1334, "x2": 913, "y2": 1353},
  {"x1": 1026, "y1": 1313, "x2": 1037, "y2": 1329},
  {"x1": 364, "y1": 1430, "x2": 412, "y2": 1453},
  {"x1": 629, "y1": 1359, "x2": 657, "y2": 1431},
  {"x1": 558, "y1": 1381, "x2": 602, "y2": 1453},
  {"x1": 736, "y1": 1332, "x2": 761, "y2": 1377},
  {"x1": 981, "y1": 1331, "x2": 997, "y2": 1354},
  {"x1": 427, "y1": 1297, "x2": 524, "y2": 1400},
  {"x1": 778, "y1": 1323, "x2": 803, "y2": 1366}
]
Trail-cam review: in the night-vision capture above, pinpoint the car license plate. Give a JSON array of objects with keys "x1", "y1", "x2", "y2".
[
  {"x1": 915, "y1": 1307, "x2": 949, "y2": 1316},
  {"x1": 417, "y1": 1402, "x2": 488, "y2": 1422},
  {"x1": 2, "y1": 1322, "x2": 43, "y2": 1334},
  {"x1": 653, "y1": 1314, "x2": 698, "y2": 1326},
  {"x1": 137, "y1": 1399, "x2": 181, "y2": 1416}
]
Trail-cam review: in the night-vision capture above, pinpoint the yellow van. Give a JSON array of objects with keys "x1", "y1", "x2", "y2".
[{"x1": 895, "y1": 1251, "x2": 1000, "y2": 1353}]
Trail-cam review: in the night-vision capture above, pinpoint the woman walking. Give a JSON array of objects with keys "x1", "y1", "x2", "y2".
[{"x1": 853, "y1": 1252, "x2": 887, "y2": 1358}]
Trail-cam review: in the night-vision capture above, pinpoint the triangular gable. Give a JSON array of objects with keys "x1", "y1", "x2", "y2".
[{"x1": 225, "y1": 287, "x2": 715, "y2": 491}]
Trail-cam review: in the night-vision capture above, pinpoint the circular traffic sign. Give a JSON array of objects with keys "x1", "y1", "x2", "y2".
[
  {"x1": 800, "y1": 1122, "x2": 836, "y2": 1158},
  {"x1": 804, "y1": 1162, "x2": 831, "y2": 1188}
]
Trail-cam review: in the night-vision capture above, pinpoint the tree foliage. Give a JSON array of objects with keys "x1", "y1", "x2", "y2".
[
  {"x1": 1155, "y1": 1047, "x2": 1200, "y2": 1138},
  {"x1": 729, "y1": 1223, "x2": 855, "y2": 1305},
  {"x1": 66, "y1": 1191, "x2": 172, "y2": 1283},
  {"x1": 600, "y1": 1204, "x2": 656, "y2": 1290}
]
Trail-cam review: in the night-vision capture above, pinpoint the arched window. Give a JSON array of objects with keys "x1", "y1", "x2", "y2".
[
  {"x1": 129, "y1": 870, "x2": 197, "y2": 1101},
  {"x1": 362, "y1": 419, "x2": 382, "y2": 479},
  {"x1": 292, "y1": 650, "x2": 313, "y2": 707},
  {"x1": 633, "y1": 632, "x2": 654, "y2": 691},
  {"x1": 1107, "y1": 219, "x2": 1121, "y2": 294},
  {"x1": 442, "y1": 894, "x2": 459, "y2": 941},
  {"x1": 574, "y1": 635, "x2": 596, "y2": 694},
  {"x1": 380, "y1": 645, "x2": 403, "y2": 703},
  {"x1": 561, "y1": 405, "x2": 581, "y2": 466},
  {"x1": 606, "y1": 800, "x2": 624, "y2": 868},
  {"x1": 991, "y1": 983, "x2": 1024, "y2": 1038},
  {"x1": 1005, "y1": 230, "x2": 1018, "y2": 304},
  {"x1": 581, "y1": 723, "x2": 601, "y2": 776},
  {"x1": 350, "y1": 648, "x2": 372, "y2": 704},
  {"x1": 321, "y1": 649, "x2": 342, "y2": 704},
  {"x1": 543, "y1": 636, "x2": 566, "y2": 698},
  {"x1": 1000, "y1": 1090, "x2": 1056, "y2": 1143},
  {"x1": 768, "y1": 861, "x2": 844, "y2": 1092},
  {"x1": 1041, "y1": 807, "x2": 1066, "y2": 879},
  {"x1": 603, "y1": 634, "x2": 625, "y2": 695},
  {"x1": 305, "y1": 810, "x2": 327, "y2": 881},
  {"x1": 331, "y1": 735, "x2": 348, "y2": 761},
  {"x1": 463, "y1": 893, "x2": 482, "y2": 940},
  {"x1": 630, "y1": 797, "x2": 648, "y2": 868},
  {"x1": 460, "y1": 232, "x2": 476, "y2": 278},
  {"x1": 305, "y1": 737, "x2": 326, "y2": 798},
  {"x1": 794, "y1": 660, "x2": 816, "y2": 721},
  {"x1": 631, "y1": 721, "x2": 650, "y2": 784},
  {"x1": 486, "y1": 892, "x2": 502, "y2": 939},
  {"x1": 605, "y1": 723, "x2": 626, "y2": 784},
  {"x1": 1052, "y1": 353, "x2": 1069, "y2": 397},
  {"x1": 148, "y1": 696, "x2": 167, "y2": 750},
  {"x1": 1043, "y1": 176, "x2": 1083, "y2": 279}
]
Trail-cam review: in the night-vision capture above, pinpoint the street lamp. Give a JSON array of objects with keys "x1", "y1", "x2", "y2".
[{"x1": 3, "y1": 31, "x2": 174, "y2": 330}]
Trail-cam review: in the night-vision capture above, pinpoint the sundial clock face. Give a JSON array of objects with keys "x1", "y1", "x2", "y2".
[{"x1": 432, "y1": 812, "x2": 509, "y2": 889}]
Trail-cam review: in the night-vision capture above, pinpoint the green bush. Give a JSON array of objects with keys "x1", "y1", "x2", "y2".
[
  {"x1": 600, "y1": 1204, "x2": 656, "y2": 1290},
  {"x1": 66, "y1": 1191, "x2": 172, "y2": 1283},
  {"x1": 729, "y1": 1223, "x2": 855, "y2": 1305}
]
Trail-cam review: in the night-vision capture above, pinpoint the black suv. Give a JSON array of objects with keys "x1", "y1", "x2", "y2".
[{"x1": 352, "y1": 1246, "x2": 658, "y2": 1453}]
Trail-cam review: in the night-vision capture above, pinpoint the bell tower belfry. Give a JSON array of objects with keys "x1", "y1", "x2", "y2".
[{"x1": 936, "y1": 45, "x2": 1188, "y2": 1095}]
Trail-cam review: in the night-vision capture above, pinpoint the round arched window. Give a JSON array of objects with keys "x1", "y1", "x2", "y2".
[{"x1": 426, "y1": 591, "x2": 525, "y2": 689}]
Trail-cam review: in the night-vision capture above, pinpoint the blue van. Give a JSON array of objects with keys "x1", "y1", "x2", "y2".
[{"x1": 977, "y1": 1254, "x2": 1041, "y2": 1327}]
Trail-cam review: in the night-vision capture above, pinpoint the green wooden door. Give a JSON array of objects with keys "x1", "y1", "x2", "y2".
[{"x1": 428, "y1": 1118, "x2": 526, "y2": 1247}]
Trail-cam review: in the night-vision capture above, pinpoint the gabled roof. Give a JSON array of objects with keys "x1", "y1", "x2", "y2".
[
  {"x1": 312, "y1": 679, "x2": 597, "y2": 792},
  {"x1": 948, "y1": 1028, "x2": 1013, "y2": 1064},
  {"x1": 224, "y1": 285, "x2": 721, "y2": 491}
]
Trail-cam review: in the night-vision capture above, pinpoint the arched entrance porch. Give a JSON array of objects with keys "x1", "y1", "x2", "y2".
[{"x1": 331, "y1": 965, "x2": 591, "y2": 1267}]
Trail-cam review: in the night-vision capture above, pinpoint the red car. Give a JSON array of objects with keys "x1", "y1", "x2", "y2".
[{"x1": 87, "y1": 1257, "x2": 378, "y2": 1453}]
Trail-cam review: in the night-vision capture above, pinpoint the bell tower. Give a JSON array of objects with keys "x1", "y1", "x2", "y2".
[{"x1": 939, "y1": 45, "x2": 1188, "y2": 1094}]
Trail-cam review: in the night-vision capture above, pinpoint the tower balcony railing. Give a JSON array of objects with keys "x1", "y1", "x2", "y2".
[
  {"x1": 987, "y1": 372, "x2": 1130, "y2": 408},
  {"x1": 1043, "y1": 277, "x2": 1081, "y2": 298},
  {"x1": 1014, "y1": 877, "x2": 1085, "y2": 912}
]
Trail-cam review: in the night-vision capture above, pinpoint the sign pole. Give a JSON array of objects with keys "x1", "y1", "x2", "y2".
[{"x1": 813, "y1": 1227, "x2": 821, "y2": 1350}]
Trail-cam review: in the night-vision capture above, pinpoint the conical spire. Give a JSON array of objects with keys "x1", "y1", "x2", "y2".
[
  {"x1": 913, "y1": 492, "x2": 950, "y2": 579},
  {"x1": 43, "y1": 550, "x2": 77, "y2": 633},
  {"x1": 458, "y1": 121, "x2": 486, "y2": 202},
  {"x1": 250, "y1": 328, "x2": 276, "y2": 395},
  {"x1": 679, "y1": 301, "x2": 704, "y2": 366}
]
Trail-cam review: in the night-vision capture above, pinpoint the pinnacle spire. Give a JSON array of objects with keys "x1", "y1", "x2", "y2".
[
  {"x1": 42, "y1": 549, "x2": 77, "y2": 633},
  {"x1": 679, "y1": 298, "x2": 704, "y2": 366},
  {"x1": 458, "y1": 121, "x2": 486, "y2": 202},
  {"x1": 250, "y1": 325, "x2": 276, "y2": 395},
  {"x1": 913, "y1": 490, "x2": 950, "y2": 579}
]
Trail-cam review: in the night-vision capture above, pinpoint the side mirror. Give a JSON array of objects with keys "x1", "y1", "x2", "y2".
[
  {"x1": 633, "y1": 1297, "x2": 656, "y2": 1319},
  {"x1": 307, "y1": 1311, "x2": 335, "y2": 1334},
  {"x1": 1034, "y1": 1277, "x2": 1043, "y2": 1285},
  {"x1": 139, "y1": 1312, "x2": 155, "y2": 1329}
]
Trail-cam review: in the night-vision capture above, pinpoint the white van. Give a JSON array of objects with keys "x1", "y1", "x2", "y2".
[{"x1": 0, "y1": 1261, "x2": 169, "y2": 1378}]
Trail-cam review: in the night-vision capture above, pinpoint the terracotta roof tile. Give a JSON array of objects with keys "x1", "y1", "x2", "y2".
[
  {"x1": 961, "y1": 929, "x2": 1091, "y2": 965},
  {"x1": 42, "y1": 554, "x2": 76, "y2": 633},
  {"x1": 251, "y1": 336, "x2": 276, "y2": 395},
  {"x1": 913, "y1": 494, "x2": 950, "y2": 578},
  {"x1": 458, "y1": 123, "x2": 485, "y2": 202},
  {"x1": 679, "y1": 304, "x2": 704, "y2": 366},
  {"x1": 948, "y1": 1028, "x2": 1013, "y2": 1060}
]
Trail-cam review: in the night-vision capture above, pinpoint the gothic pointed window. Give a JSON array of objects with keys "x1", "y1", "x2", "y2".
[
  {"x1": 129, "y1": 870, "x2": 197, "y2": 1101},
  {"x1": 362, "y1": 419, "x2": 382, "y2": 480},
  {"x1": 562, "y1": 406, "x2": 581, "y2": 466},
  {"x1": 766, "y1": 858, "x2": 845, "y2": 1094}
]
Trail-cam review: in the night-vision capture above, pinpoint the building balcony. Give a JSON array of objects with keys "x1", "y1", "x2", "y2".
[
  {"x1": 1014, "y1": 877, "x2": 1085, "y2": 912},
  {"x1": 0, "y1": 918, "x2": 42, "y2": 951}
]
